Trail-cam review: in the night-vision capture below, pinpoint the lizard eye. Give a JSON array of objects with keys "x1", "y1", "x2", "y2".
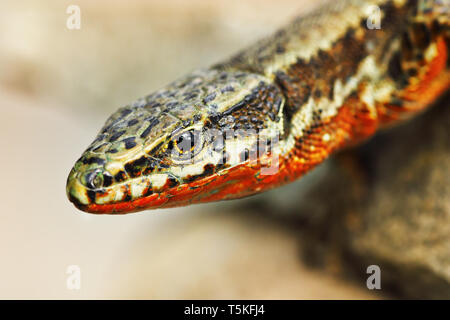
[{"x1": 169, "y1": 129, "x2": 203, "y2": 160}]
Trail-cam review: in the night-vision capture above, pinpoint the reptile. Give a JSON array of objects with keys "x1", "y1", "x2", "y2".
[{"x1": 66, "y1": 0, "x2": 449, "y2": 214}]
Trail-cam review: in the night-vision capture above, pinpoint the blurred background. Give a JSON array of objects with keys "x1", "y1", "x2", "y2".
[{"x1": 0, "y1": 0, "x2": 448, "y2": 299}]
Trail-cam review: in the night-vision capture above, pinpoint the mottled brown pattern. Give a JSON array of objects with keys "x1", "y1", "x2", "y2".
[
  {"x1": 274, "y1": 28, "x2": 369, "y2": 118},
  {"x1": 267, "y1": 0, "x2": 415, "y2": 118}
]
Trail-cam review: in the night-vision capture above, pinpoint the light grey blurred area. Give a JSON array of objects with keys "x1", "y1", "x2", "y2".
[
  {"x1": 0, "y1": 0, "x2": 322, "y2": 119},
  {"x1": 0, "y1": 0, "x2": 378, "y2": 299}
]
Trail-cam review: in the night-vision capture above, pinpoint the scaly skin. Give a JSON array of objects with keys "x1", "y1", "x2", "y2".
[{"x1": 67, "y1": 0, "x2": 449, "y2": 214}]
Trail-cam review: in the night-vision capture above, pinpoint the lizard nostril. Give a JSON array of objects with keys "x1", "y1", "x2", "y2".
[{"x1": 85, "y1": 170, "x2": 104, "y2": 189}]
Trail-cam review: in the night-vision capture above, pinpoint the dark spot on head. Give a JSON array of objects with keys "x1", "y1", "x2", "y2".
[
  {"x1": 82, "y1": 157, "x2": 105, "y2": 165},
  {"x1": 203, "y1": 93, "x2": 217, "y2": 104},
  {"x1": 158, "y1": 162, "x2": 170, "y2": 169},
  {"x1": 412, "y1": 22, "x2": 431, "y2": 49},
  {"x1": 388, "y1": 51, "x2": 403, "y2": 82},
  {"x1": 220, "y1": 85, "x2": 235, "y2": 93},
  {"x1": 407, "y1": 68, "x2": 418, "y2": 77},
  {"x1": 221, "y1": 100, "x2": 246, "y2": 117},
  {"x1": 132, "y1": 99, "x2": 146, "y2": 108},
  {"x1": 143, "y1": 187, "x2": 153, "y2": 197},
  {"x1": 431, "y1": 19, "x2": 442, "y2": 35},
  {"x1": 86, "y1": 190, "x2": 97, "y2": 203},
  {"x1": 140, "y1": 126, "x2": 152, "y2": 139},
  {"x1": 276, "y1": 44, "x2": 285, "y2": 54},
  {"x1": 85, "y1": 171, "x2": 101, "y2": 189},
  {"x1": 140, "y1": 118, "x2": 160, "y2": 139},
  {"x1": 390, "y1": 97, "x2": 404, "y2": 107},
  {"x1": 166, "y1": 102, "x2": 179, "y2": 108},
  {"x1": 123, "y1": 192, "x2": 132, "y2": 202},
  {"x1": 109, "y1": 130, "x2": 125, "y2": 142},
  {"x1": 127, "y1": 119, "x2": 139, "y2": 126},
  {"x1": 121, "y1": 109, "x2": 132, "y2": 117},
  {"x1": 401, "y1": 31, "x2": 414, "y2": 60},
  {"x1": 103, "y1": 172, "x2": 113, "y2": 187},
  {"x1": 314, "y1": 89, "x2": 322, "y2": 98},
  {"x1": 114, "y1": 171, "x2": 127, "y2": 183},
  {"x1": 124, "y1": 156, "x2": 150, "y2": 178},
  {"x1": 122, "y1": 137, "x2": 137, "y2": 149},
  {"x1": 184, "y1": 164, "x2": 215, "y2": 183},
  {"x1": 328, "y1": 83, "x2": 334, "y2": 100},
  {"x1": 274, "y1": 97, "x2": 282, "y2": 113},
  {"x1": 183, "y1": 93, "x2": 197, "y2": 101},
  {"x1": 93, "y1": 133, "x2": 107, "y2": 142}
]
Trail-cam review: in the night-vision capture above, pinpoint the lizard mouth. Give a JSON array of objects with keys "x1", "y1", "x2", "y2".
[{"x1": 69, "y1": 157, "x2": 285, "y2": 214}]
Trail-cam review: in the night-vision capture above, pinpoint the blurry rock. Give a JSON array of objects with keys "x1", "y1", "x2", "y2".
[{"x1": 243, "y1": 95, "x2": 449, "y2": 299}]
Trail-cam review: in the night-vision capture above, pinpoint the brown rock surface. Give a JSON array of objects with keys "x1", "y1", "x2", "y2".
[{"x1": 247, "y1": 95, "x2": 449, "y2": 299}]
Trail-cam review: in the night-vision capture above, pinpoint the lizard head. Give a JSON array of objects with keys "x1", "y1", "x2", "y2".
[{"x1": 66, "y1": 69, "x2": 287, "y2": 213}]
